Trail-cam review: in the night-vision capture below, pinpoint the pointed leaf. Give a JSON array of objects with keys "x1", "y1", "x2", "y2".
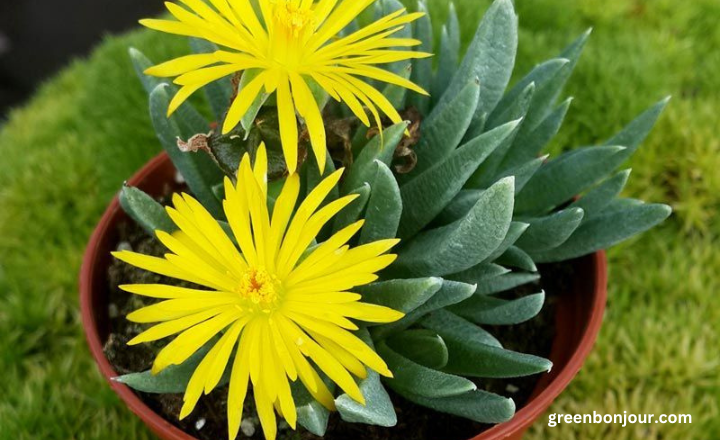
[
  {"x1": 119, "y1": 186, "x2": 176, "y2": 236},
  {"x1": 357, "y1": 277, "x2": 443, "y2": 314},
  {"x1": 450, "y1": 292, "x2": 546, "y2": 325},
  {"x1": 393, "y1": 177, "x2": 515, "y2": 277},
  {"x1": 516, "y1": 207, "x2": 585, "y2": 252},
  {"x1": 359, "y1": 161, "x2": 403, "y2": 244},
  {"x1": 387, "y1": 329, "x2": 449, "y2": 370},
  {"x1": 398, "y1": 120, "x2": 518, "y2": 238}
]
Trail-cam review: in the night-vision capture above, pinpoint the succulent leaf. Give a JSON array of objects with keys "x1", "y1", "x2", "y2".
[
  {"x1": 408, "y1": 81, "x2": 480, "y2": 178},
  {"x1": 432, "y1": 0, "x2": 517, "y2": 121},
  {"x1": 421, "y1": 310, "x2": 552, "y2": 378},
  {"x1": 342, "y1": 122, "x2": 408, "y2": 193},
  {"x1": 450, "y1": 291, "x2": 546, "y2": 325},
  {"x1": 432, "y1": 2, "x2": 461, "y2": 101},
  {"x1": 386, "y1": 329, "x2": 449, "y2": 370},
  {"x1": 398, "y1": 120, "x2": 519, "y2": 239},
  {"x1": 570, "y1": 169, "x2": 632, "y2": 216},
  {"x1": 358, "y1": 277, "x2": 443, "y2": 314},
  {"x1": 119, "y1": 186, "x2": 177, "y2": 236},
  {"x1": 395, "y1": 389, "x2": 516, "y2": 424},
  {"x1": 514, "y1": 145, "x2": 626, "y2": 214},
  {"x1": 336, "y1": 329, "x2": 397, "y2": 427},
  {"x1": 359, "y1": 162, "x2": 403, "y2": 244},
  {"x1": 149, "y1": 84, "x2": 224, "y2": 217},
  {"x1": 292, "y1": 379, "x2": 333, "y2": 436},
  {"x1": 393, "y1": 177, "x2": 515, "y2": 277},
  {"x1": 408, "y1": 0, "x2": 433, "y2": 115},
  {"x1": 378, "y1": 341, "x2": 476, "y2": 399},
  {"x1": 516, "y1": 207, "x2": 585, "y2": 252},
  {"x1": 497, "y1": 246, "x2": 537, "y2": 273},
  {"x1": 530, "y1": 202, "x2": 672, "y2": 263}
]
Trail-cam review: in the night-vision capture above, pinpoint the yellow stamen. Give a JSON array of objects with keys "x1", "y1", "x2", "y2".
[{"x1": 237, "y1": 268, "x2": 281, "y2": 309}]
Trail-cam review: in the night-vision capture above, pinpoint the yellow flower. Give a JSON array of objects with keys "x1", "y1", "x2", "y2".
[
  {"x1": 141, "y1": 0, "x2": 431, "y2": 173},
  {"x1": 113, "y1": 143, "x2": 403, "y2": 440}
]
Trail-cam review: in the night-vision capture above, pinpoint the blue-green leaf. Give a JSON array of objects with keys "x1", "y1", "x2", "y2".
[
  {"x1": 514, "y1": 145, "x2": 626, "y2": 215},
  {"x1": 119, "y1": 186, "x2": 176, "y2": 236},
  {"x1": 393, "y1": 177, "x2": 515, "y2": 277},
  {"x1": 357, "y1": 277, "x2": 443, "y2": 314},
  {"x1": 359, "y1": 161, "x2": 403, "y2": 244},
  {"x1": 516, "y1": 207, "x2": 585, "y2": 252},
  {"x1": 189, "y1": 38, "x2": 232, "y2": 122},
  {"x1": 398, "y1": 120, "x2": 519, "y2": 239},
  {"x1": 396, "y1": 389, "x2": 515, "y2": 424},
  {"x1": 387, "y1": 329, "x2": 449, "y2": 370},
  {"x1": 432, "y1": 2, "x2": 460, "y2": 100},
  {"x1": 378, "y1": 342, "x2": 476, "y2": 398},
  {"x1": 531, "y1": 203, "x2": 672, "y2": 263},
  {"x1": 336, "y1": 329, "x2": 396, "y2": 427},
  {"x1": 408, "y1": 0, "x2": 433, "y2": 115},
  {"x1": 342, "y1": 122, "x2": 408, "y2": 193},
  {"x1": 450, "y1": 292, "x2": 546, "y2": 325},
  {"x1": 149, "y1": 84, "x2": 224, "y2": 217},
  {"x1": 433, "y1": 0, "x2": 517, "y2": 120},
  {"x1": 421, "y1": 310, "x2": 552, "y2": 377},
  {"x1": 570, "y1": 170, "x2": 631, "y2": 217}
]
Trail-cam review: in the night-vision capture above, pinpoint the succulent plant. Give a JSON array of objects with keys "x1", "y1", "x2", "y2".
[{"x1": 116, "y1": 0, "x2": 671, "y2": 436}]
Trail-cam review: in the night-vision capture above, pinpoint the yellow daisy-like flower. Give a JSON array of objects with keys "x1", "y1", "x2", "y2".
[
  {"x1": 141, "y1": 0, "x2": 431, "y2": 173},
  {"x1": 113, "y1": 144, "x2": 403, "y2": 440}
]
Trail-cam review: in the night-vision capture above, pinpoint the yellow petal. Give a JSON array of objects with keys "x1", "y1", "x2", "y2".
[
  {"x1": 127, "y1": 307, "x2": 226, "y2": 345},
  {"x1": 276, "y1": 74, "x2": 299, "y2": 174},
  {"x1": 167, "y1": 84, "x2": 203, "y2": 116},
  {"x1": 266, "y1": 174, "x2": 301, "y2": 271},
  {"x1": 145, "y1": 53, "x2": 218, "y2": 77},
  {"x1": 152, "y1": 309, "x2": 242, "y2": 374},
  {"x1": 126, "y1": 296, "x2": 238, "y2": 324},
  {"x1": 223, "y1": 71, "x2": 267, "y2": 134},
  {"x1": 111, "y1": 251, "x2": 210, "y2": 288},
  {"x1": 289, "y1": 73, "x2": 327, "y2": 172},
  {"x1": 228, "y1": 325, "x2": 253, "y2": 440}
]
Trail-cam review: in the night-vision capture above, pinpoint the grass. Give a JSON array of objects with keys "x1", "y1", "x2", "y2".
[{"x1": 0, "y1": 0, "x2": 718, "y2": 438}]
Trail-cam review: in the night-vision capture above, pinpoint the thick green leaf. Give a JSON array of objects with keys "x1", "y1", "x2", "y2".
[
  {"x1": 292, "y1": 379, "x2": 333, "y2": 436},
  {"x1": 408, "y1": 81, "x2": 480, "y2": 178},
  {"x1": 521, "y1": 30, "x2": 590, "y2": 130},
  {"x1": 602, "y1": 97, "x2": 671, "y2": 167},
  {"x1": 375, "y1": 0, "x2": 412, "y2": 76},
  {"x1": 433, "y1": 0, "x2": 517, "y2": 120},
  {"x1": 378, "y1": 342, "x2": 476, "y2": 399},
  {"x1": 531, "y1": 203, "x2": 672, "y2": 263},
  {"x1": 398, "y1": 120, "x2": 518, "y2": 239},
  {"x1": 421, "y1": 309, "x2": 502, "y2": 349},
  {"x1": 514, "y1": 145, "x2": 626, "y2": 214},
  {"x1": 331, "y1": 184, "x2": 370, "y2": 233},
  {"x1": 450, "y1": 292, "x2": 546, "y2": 325},
  {"x1": 447, "y1": 263, "x2": 509, "y2": 286},
  {"x1": 480, "y1": 221, "x2": 529, "y2": 264},
  {"x1": 497, "y1": 155, "x2": 547, "y2": 195},
  {"x1": 119, "y1": 186, "x2": 176, "y2": 236},
  {"x1": 468, "y1": 83, "x2": 533, "y2": 189},
  {"x1": 357, "y1": 278, "x2": 443, "y2": 314},
  {"x1": 432, "y1": 2, "x2": 460, "y2": 100},
  {"x1": 501, "y1": 98, "x2": 572, "y2": 170},
  {"x1": 570, "y1": 169, "x2": 631, "y2": 216},
  {"x1": 372, "y1": 280, "x2": 476, "y2": 339},
  {"x1": 488, "y1": 58, "x2": 568, "y2": 127},
  {"x1": 421, "y1": 310, "x2": 552, "y2": 378},
  {"x1": 129, "y1": 48, "x2": 163, "y2": 94},
  {"x1": 497, "y1": 246, "x2": 537, "y2": 272},
  {"x1": 114, "y1": 342, "x2": 226, "y2": 393},
  {"x1": 408, "y1": 0, "x2": 433, "y2": 115},
  {"x1": 206, "y1": 133, "x2": 248, "y2": 178},
  {"x1": 342, "y1": 122, "x2": 408, "y2": 193},
  {"x1": 393, "y1": 177, "x2": 515, "y2": 277},
  {"x1": 149, "y1": 84, "x2": 224, "y2": 217},
  {"x1": 387, "y1": 329, "x2": 449, "y2": 370},
  {"x1": 189, "y1": 38, "x2": 232, "y2": 122},
  {"x1": 474, "y1": 271, "x2": 540, "y2": 296},
  {"x1": 396, "y1": 389, "x2": 515, "y2": 424},
  {"x1": 434, "y1": 189, "x2": 482, "y2": 226},
  {"x1": 359, "y1": 161, "x2": 402, "y2": 244},
  {"x1": 516, "y1": 207, "x2": 585, "y2": 252},
  {"x1": 336, "y1": 329, "x2": 396, "y2": 427}
]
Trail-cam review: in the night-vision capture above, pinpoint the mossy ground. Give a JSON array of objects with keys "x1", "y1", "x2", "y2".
[{"x1": 1, "y1": 0, "x2": 718, "y2": 438}]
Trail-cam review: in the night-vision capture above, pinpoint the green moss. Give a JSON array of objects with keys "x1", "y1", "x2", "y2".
[{"x1": 0, "y1": 1, "x2": 718, "y2": 438}]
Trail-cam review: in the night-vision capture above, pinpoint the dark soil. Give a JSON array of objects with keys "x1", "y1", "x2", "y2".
[{"x1": 104, "y1": 220, "x2": 568, "y2": 440}]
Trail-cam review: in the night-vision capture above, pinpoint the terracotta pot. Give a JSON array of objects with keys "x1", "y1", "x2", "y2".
[{"x1": 80, "y1": 152, "x2": 608, "y2": 440}]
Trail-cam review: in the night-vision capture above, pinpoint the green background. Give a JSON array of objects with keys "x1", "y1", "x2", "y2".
[{"x1": 0, "y1": 0, "x2": 718, "y2": 438}]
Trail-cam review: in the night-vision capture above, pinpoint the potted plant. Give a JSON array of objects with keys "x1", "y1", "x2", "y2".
[{"x1": 80, "y1": 0, "x2": 671, "y2": 439}]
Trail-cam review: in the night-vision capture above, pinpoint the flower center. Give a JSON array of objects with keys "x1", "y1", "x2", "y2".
[
  {"x1": 273, "y1": 1, "x2": 316, "y2": 38},
  {"x1": 236, "y1": 268, "x2": 281, "y2": 311}
]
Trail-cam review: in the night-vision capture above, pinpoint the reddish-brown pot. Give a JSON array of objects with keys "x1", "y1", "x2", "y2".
[{"x1": 80, "y1": 152, "x2": 607, "y2": 440}]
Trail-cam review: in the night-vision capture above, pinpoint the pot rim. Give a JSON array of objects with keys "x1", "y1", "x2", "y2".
[{"x1": 80, "y1": 151, "x2": 608, "y2": 440}]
